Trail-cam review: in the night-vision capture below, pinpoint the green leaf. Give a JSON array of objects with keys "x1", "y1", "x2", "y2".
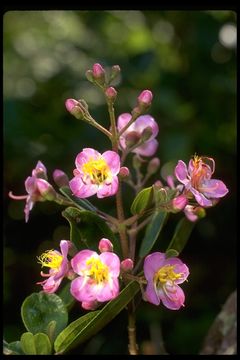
[
  {"x1": 131, "y1": 186, "x2": 153, "y2": 215},
  {"x1": 21, "y1": 292, "x2": 68, "y2": 341},
  {"x1": 139, "y1": 211, "x2": 168, "y2": 258},
  {"x1": 54, "y1": 281, "x2": 140, "y2": 354},
  {"x1": 20, "y1": 332, "x2": 52, "y2": 355},
  {"x1": 58, "y1": 281, "x2": 75, "y2": 310},
  {"x1": 60, "y1": 186, "x2": 97, "y2": 212},
  {"x1": 62, "y1": 206, "x2": 120, "y2": 255},
  {"x1": 3, "y1": 340, "x2": 24, "y2": 355},
  {"x1": 166, "y1": 217, "x2": 195, "y2": 254}
]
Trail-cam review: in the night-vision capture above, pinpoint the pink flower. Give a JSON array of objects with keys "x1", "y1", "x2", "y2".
[
  {"x1": 9, "y1": 161, "x2": 56, "y2": 222},
  {"x1": 69, "y1": 148, "x2": 120, "y2": 199},
  {"x1": 117, "y1": 113, "x2": 159, "y2": 156},
  {"x1": 175, "y1": 155, "x2": 229, "y2": 207},
  {"x1": 37, "y1": 240, "x2": 70, "y2": 293},
  {"x1": 143, "y1": 252, "x2": 189, "y2": 310},
  {"x1": 70, "y1": 248, "x2": 120, "y2": 303}
]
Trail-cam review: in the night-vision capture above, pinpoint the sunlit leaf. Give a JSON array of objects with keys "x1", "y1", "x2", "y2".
[
  {"x1": 54, "y1": 281, "x2": 140, "y2": 354},
  {"x1": 21, "y1": 292, "x2": 68, "y2": 341},
  {"x1": 20, "y1": 332, "x2": 52, "y2": 355},
  {"x1": 139, "y1": 211, "x2": 168, "y2": 258},
  {"x1": 131, "y1": 186, "x2": 153, "y2": 215}
]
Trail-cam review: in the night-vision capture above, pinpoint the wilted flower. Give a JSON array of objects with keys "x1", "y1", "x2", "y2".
[
  {"x1": 143, "y1": 252, "x2": 189, "y2": 310},
  {"x1": 69, "y1": 148, "x2": 120, "y2": 198},
  {"x1": 9, "y1": 161, "x2": 56, "y2": 222},
  {"x1": 70, "y1": 246, "x2": 120, "y2": 304},
  {"x1": 37, "y1": 240, "x2": 70, "y2": 293},
  {"x1": 117, "y1": 113, "x2": 159, "y2": 156},
  {"x1": 175, "y1": 155, "x2": 228, "y2": 207}
]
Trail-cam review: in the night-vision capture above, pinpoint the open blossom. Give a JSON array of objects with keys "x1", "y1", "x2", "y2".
[
  {"x1": 144, "y1": 252, "x2": 189, "y2": 310},
  {"x1": 69, "y1": 148, "x2": 120, "y2": 199},
  {"x1": 9, "y1": 161, "x2": 56, "y2": 222},
  {"x1": 117, "y1": 113, "x2": 159, "y2": 156},
  {"x1": 175, "y1": 155, "x2": 229, "y2": 207},
  {"x1": 70, "y1": 247, "x2": 120, "y2": 304},
  {"x1": 37, "y1": 240, "x2": 70, "y2": 293}
]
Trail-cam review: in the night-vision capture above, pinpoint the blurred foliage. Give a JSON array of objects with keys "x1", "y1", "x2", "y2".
[{"x1": 4, "y1": 10, "x2": 236, "y2": 354}]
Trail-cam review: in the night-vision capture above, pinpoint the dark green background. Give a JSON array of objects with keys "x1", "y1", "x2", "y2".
[{"x1": 4, "y1": 10, "x2": 236, "y2": 354}]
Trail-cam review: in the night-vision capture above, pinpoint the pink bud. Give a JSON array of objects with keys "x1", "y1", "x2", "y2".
[
  {"x1": 98, "y1": 238, "x2": 113, "y2": 253},
  {"x1": 53, "y1": 169, "x2": 69, "y2": 187},
  {"x1": 37, "y1": 179, "x2": 57, "y2": 201},
  {"x1": 81, "y1": 301, "x2": 99, "y2": 310},
  {"x1": 147, "y1": 158, "x2": 160, "y2": 175},
  {"x1": 92, "y1": 63, "x2": 105, "y2": 78},
  {"x1": 65, "y1": 98, "x2": 79, "y2": 112},
  {"x1": 105, "y1": 86, "x2": 117, "y2": 102},
  {"x1": 154, "y1": 180, "x2": 163, "y2": 189},
  {"x1": 65, "y1": 98, "x2": 84, "y2": 120},
  {"x1": 121, "y1": 258, "x2": 134, "y2": 272},
  {"x1": 119, "y1": 166, "x2": 130, "y2": 179},
  {"x1": 138, "y1": 90, "x2": 153, "y2": 106},
  {"x1": 172, "y1": 194, "x2": 188, "y2": 211}
]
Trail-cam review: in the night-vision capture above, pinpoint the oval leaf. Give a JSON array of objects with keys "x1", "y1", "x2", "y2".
[
  {"x1": 21, "y1": 292, "x2": 68, "y2": 341},
  {"x1": 20, "y1": 332, "x2": 36, "y2": 355},
  {"x1": 3, "y1": 340, "x2": 24, "y2": 355},
  {"x1": 20, "y1": 332, "x2": 52, "y2": 355},
  {"x1": 62, "y1": 206, "x2": 121, "y2": 255},
  {"x1": 166, "y1": 217, "x2": 195, "y2": 254},
  {"x1": 131, "y1": 186, "x2": 153, "y2": 215},
  {"x1": 139, "y1": 211, "x2": 168, "y2": 258},
  {"x1": 54, "y1": 281, "x2": 140, "y2": 354}
]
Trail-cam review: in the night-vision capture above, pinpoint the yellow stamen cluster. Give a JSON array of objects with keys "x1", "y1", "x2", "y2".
[
  {"x1": 82, "y1": 157, "x2": 110, "y2": 184},
  {"x1": 86, "y1": 257, "x2": 109, "y2": 284},
  {"x1": 154, "y1": 264, "x2": 182, "y2": 287},
  {"x1": 37, "y1": 250, "x2": 63, "y2": 270}
]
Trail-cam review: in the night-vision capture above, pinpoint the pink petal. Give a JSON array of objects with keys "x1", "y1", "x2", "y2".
[
  {"x1": 199, "y1": 179, "x2": 229, "y2": 198},
  {"x1": 133, "y1": 115, "x2": 159, "y2": 138},
  {"x1": 175, "y1": 160, "x2": 189, "y2": 185},
  {"x1": 102, "y1": 151, "x2": 120, "y2": 175},
  {"x1": 75, "y1": 148, "x2": 100, "y2": 170},
  {"x1": 97, "y1": 176, "x2": 119, "y2": 198},
  {"x1": 145, "y1": 282, "x2": 160, "y2": 305},
  {"x1": 117, "y1": 113, "x2": 132, "y2": 131},
  {"x1": 60, "y1": 240, "x2": 69, "y2": 258},
  {"x1": 163, "y1": 258, "x2": 189, "y2": 284},
  {"x1": 96, "y1": 278, "x2": 119, "y2": 302},
  {"x1": 190, "y1": 187, "x2": 213, "y2": 207},
  {"x1": 99, "y1": 252, "x2": 120, "y2": 277},
  {"x1": 134, "y1": 139, "x2": 159, "y2": 157},
  {"x1": 24, "y1": 197, "x2": 34, "y2": 222},
  {"x1": 71, "y1": 250, "x2": 97, "y2": 274},
  {"x1": 40, "y1": 276, "x2": 62, "y2": 294},
  {"x1": 159, "y1": 285, "x2": 185, "y2": 310},
  {"x1": 25, "y1": 176, "x2": 37, "y2": 194},
  {"x1": 144, "y1": 252, "x2": 165, "y2": 281},
  {"x1": 70, "y1": 277, "x2": 97, "y2": 302},
  {"x1": 69, "y1": 177, "x2": 98, "y2": 198}
]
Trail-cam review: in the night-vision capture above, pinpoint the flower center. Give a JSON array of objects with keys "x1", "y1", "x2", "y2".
[
  {"x1": 82, "y1": 157, "x2": 110, "y2": 184},
  {"x1": 86, "y1": 257, "x2": 109, "y2": 284},
  {"x1": 37, "y1": 250, "x2": 63, "y2": 270},
  {"x1": 154, "y1": 264, "x2": 182, "y2": 287}
]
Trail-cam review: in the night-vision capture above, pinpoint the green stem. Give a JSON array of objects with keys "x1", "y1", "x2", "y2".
[
  {"x1": 128, "y1": 303, "x2": 139, "y2": 355},
  {"x1": 84, "y1": 114, "x2": 112, "y2": 139}
]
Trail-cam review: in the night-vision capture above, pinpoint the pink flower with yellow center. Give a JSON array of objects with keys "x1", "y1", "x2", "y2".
[
  {"x1": 9, "y1": 161, "x2": 56, "y2": 222},
  {"x1": 37, "y1": 240, "x2": 70, "y2": 293},
  {"x1": 69, "y1": 148, "x2": 120, "y2": 199},
  {"x1": 144, "y1": 252, "x2": 189, "y2": 310},
  {"x1": 117, "y1": 113, "x2": 159, "y2": 156},
  {"x1": 175, "y1": 155, "x2": 229, "y2": 207},
  {"x1": 70, "y1": 249, "x2": 120, "y2": 304}
]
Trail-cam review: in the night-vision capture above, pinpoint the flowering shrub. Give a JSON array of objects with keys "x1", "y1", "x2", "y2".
[{"x1": 5, "y1": 63, "x2": 228, "y2": 355}]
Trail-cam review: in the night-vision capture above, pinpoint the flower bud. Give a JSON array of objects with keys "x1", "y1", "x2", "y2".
[
  {"x1": 65, "y1": 99, "x2": 85, "y2": 120},
  {"x1": 125, "y1": 131, "x2": 141, "y2": 148},
  {"x1": 141, "y1": 126, "x2": 153, "y2": 142},
  {"x1": 37, "y1": 179, "x2": 57, "y2": 201},
  {"x1": 82, "y1": 301, "x2": 99, "y2": 310},
  {"x1": 121, "y1": 258, "x2": 134, "y2": 272},
  {"x1": 53, "y1": 169, "x2": 69, "y2": 188},
  {"x1": 138, "y1": 90, "x2": 153, "y2": 110},
  {"x1": 110, "y1": 65, "x2": 121, "y2": 80},
  {"x1": 92, "y1": 63, "x2": 105, "y2": 85},
  {"x1": 153, "y1": 180, "x2": 163, "y2": 189},
  {"x1": 118, "y1": 166, "x2": 130, "y2": 179},
  {"x1": 105, "y1": 86, "x2": 117, "y2": 102},
  {"x1": 85, "y1": 69, "x2": 94, "y2": 83},
  {"x1": 32, "y1": 161, "x2": 48, "y2": 180},
  {"x1": 172, "y1": 194, "x2": 188, "y2": 212},
  {"x1": 98, "y1": 238, "x2": 113, "y2": 253},
  {"x1": 147, "y1": 158, "x2": 160, "y2": 175}
]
